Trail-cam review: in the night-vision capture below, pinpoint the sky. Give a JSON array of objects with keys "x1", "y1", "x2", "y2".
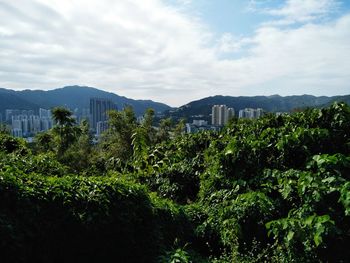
[{"x1": 0, "y1": 0, "x2": 349, "y2": 106}]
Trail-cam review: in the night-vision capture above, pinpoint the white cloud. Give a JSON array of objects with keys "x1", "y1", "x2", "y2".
[
  {"x1": 176, "y1": 0, "x2": 192, "y2": 6},
  {"x1": 215, "y1": 33, "x2": 254, "y2": 54},
  {"x1": 241, "y1": 14, "x2": 350, "y2": 87},
  {"x1": 263, "y1": 0, "x2": 339, "y2": 25},
  {"x1": 0, "y1": 0, "x2": 349, "y2": 106}
]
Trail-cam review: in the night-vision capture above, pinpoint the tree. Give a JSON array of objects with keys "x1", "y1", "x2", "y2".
[
  {"x1": 99, "y1": 106, "x2": 137, "y2": 165},
  {"x1": 0, "y1": 123, "x2": 10, "y2": 135},
  {"x1": 143, "y1": 108, "x2": 156, "y2": 144},
  {"x1": 131, "y1": 108, "x2": 156, "y2": 162},
  {"x1": 62, "y1": 119, "x2": 93, "y2": 173},
  {"x1": 52, "y1": 107, "x2": 75, "y2": 127},
  {"x1": 173, "y1": 118, "x2": 186, "y2": 137},
  {"x1": 51, "y1": 107, "x2": 79, "y2": 156},
  {"x1": 156, "y1": 118, "x2": 173, "y2": 143},
  {"x1": 34, "y1": 132, "x2": 54, "y2": 153}
]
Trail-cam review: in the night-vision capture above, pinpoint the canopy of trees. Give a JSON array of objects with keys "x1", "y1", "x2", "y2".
[{"x1": 0, "y1": 102, "x2": 349, "y2": 262}]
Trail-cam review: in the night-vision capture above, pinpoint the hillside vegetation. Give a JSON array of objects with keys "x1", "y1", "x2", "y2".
[
  {"x1": 0, "y1": 103, "x2": 349, "y2": 262},
  {"x1": 165, "y1": 94, "x2": 350, "y2": 122},
  {"x1": 0, "y1": 86, "x2": 170, "y2": 116}
]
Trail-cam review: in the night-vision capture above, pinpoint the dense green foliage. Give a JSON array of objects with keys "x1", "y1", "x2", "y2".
[{"x1": 0, "y1": 102, "x2": 349, "y2": 262}]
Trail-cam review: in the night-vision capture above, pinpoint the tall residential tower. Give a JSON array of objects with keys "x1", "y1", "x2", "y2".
[
  {"x1": 89, "y1": 98, "x2": 117, "y2": 132},
  {"x1": 211, "y1": 105, "x2": 235, "y2": 126}
]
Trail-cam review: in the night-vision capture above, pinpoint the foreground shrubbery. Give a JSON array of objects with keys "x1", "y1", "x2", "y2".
[
  {"x1": 0, "y1": 102, "x2": 349, "y2": 262},
  {"x1": 0, "y1": 173, "x2": 156, "y2": 262}
]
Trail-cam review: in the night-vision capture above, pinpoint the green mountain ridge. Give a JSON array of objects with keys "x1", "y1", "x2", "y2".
[
  {"x1": 167, "y1": 94, "x2": 350, "y2": 122},
  {"x1": 1, "y1": 86, "x2": 349, "y2": 122},
  {"x1": 0, "y1": 85, "x2": 171, "y2": 118}
]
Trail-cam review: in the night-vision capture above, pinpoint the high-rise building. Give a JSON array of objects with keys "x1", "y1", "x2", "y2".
[
  {"x1": 41, "y1": 118, "x2": 53, "y2": 131},
  {"x1": 212, "y1": 105, "x2": 220, "y2": 126},
  {"x1": 12, "y1": 128, "x2": 23, "y2": 137},
  {"x1": 218, "y1": 105, "x2": 227, "y2": 125},
  {"x1": 256, "y1": 108, "x2": 264, "y2": 118},
  {"x1": 90, "y1": 98, "x2": 117, "y2": 132},
  {"x1": 30, "y1": 115, "x2": 41, "y2": 133},
  {"x1": 96, "y1": 121, "x2": 109, "y2": 136},
  {"x1": 21, "y1": 110, "x2": 34, "y2": 116},
  {"x1": 212, "y1": 105, "x2": 235, "y2": 126},
  {"x1": 6, "y1": 109, "x2": 20, "y2": 122},
  {"x1": 238, "y1": 108, "x2": 265, "y2": 119},
  {"x1": 227, "y1": 108, "x2": 235, "y2": 122},
  {"x1": 9, "y1": 108, "x2": 53, "y2": 137},
  {"x1": 39, "y1": 108, "x2": 51, "y2": 119},
  {"x1": 80, "y1": 108, "x2": 91, "y2": 123}
]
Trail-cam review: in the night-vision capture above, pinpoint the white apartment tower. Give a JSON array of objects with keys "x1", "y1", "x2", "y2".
[
  {"x1": 212, "y1": 105, "x2": 220, "y2": 126},
  {"x1": 238, "y1": 108, "x2": 264, "y2": 119},
  {"x1": 212, "y1": 105, "x2": 235, "y2": 126}
]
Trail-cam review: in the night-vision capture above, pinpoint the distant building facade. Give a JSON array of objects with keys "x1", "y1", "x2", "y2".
[
  {"x1": 227, "y1": 108, "x2": 235, "y2": 121},
  {"x1": 9, "y1": 108, "x2": 53, "y2": 137},
  {"x1": 211, "y1": 105, "x2": 235, "y2": 126},
  {"x1": 89, "y1": 98, "x2": 117, "y2": 132},
  {"x1": 96, "y1": 121, "x2": 109, "y2": 136},
  {"x1": 238, "y1": 108, "x2": 264, "y2": 119},
  {"x1": 192, "y1": 119, "x2": 208, "y2": 126},
  {"x1": 6, "y1": 109, "x2": 34, "y2": 122},
  {"x1": 39, "y1": 108, "x2": 51, "y2": 119}
]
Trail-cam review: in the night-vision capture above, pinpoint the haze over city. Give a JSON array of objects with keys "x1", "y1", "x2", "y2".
[{"x1": 1, "y1": 0, "x2": 350, "y2": 106}]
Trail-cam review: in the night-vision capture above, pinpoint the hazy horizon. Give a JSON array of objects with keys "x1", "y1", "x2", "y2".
[
  {"x1": 1, "y1": 85, "x2": 349, "y2": 108},
  {"x1": 1, "y1": 0, "x2": 350, "y2": 106}
]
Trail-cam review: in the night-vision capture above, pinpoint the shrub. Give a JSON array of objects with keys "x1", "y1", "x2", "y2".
[{"x1": 0, "y1": 172, "x2": 156, "y2": 262}]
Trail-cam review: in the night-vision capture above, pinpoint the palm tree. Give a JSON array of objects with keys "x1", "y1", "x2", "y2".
[
  {"x1": 51, "y1": 107, "x2": 77, "y2": 155},
  {"x1": 52, "y1": 107, "x2": 75, "y2": 127}
]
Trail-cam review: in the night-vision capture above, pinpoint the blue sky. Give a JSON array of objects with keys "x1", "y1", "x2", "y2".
[
  {"x1": 170, "y1": 0, "x2": 350, "y2": 33},
  {"x1": 168, "y1": 0, "x2": 272, "y2": 35},
  {"x1": 0, "y1": 0, "x2": 349, "y2": 106}
]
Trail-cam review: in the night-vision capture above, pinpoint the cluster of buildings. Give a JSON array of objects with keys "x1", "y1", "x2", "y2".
[
  {"x1": 238, "y1": 108, "x2": 264, "y2": 119},
  {"x1": 185, "y1": 105, "x2": 234, "y2": 133},
  {"x1": 3, "y1": 100, "x2": 267, "y2": 137},
  {"x1": 3, "y1": 98, "x2": 118, "y2": 138},
  {"x1": 185, "y1": 105, "x2": 266, "y2": 133},
  {"x1": 211, "y1": 105, "x2": 235, "y2": 126},
  {"x1": 211, "y1": 105, "x2": 265, "y2": 124},
  {"x1": 7, "y1": 109, "x2": 53, "y2": 137},
  {"x1": 185, "y1": 120, "x2": 211, "y2": 133}
]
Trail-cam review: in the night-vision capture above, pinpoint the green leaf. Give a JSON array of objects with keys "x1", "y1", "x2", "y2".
[
  {"x1": 314, "y1": 232, "x2": 323, "y2": 247},
  {"x1": 287, "y1": 231, "x2": 294, "y2": 242}
]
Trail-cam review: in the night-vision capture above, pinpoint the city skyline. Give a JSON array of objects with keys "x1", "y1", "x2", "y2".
[
  {"x1": 0, "y1": 0, "x2": 350, "y2": 106},
  {"x1": 3, "y1": 102, "x2": 267, "y2": 138},
  {"x1": 6, "y1": 108, "x2": 53, "y2": 137}
]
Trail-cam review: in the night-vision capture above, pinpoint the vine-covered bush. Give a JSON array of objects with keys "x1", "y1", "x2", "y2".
[
  {"x1": 0, "y1": 102, "x2": 349, "y2": 262},
  {"x1": 0, "y1": 173, "x2": 157, "y2": 262}
]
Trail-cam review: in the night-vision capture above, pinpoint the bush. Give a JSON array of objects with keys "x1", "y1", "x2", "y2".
[
  {"x1": 0, "y1": 133, "x2": 28, "y2": 154},
  {"x1": 0, "y1": 172, "x2": 156, "y2": 262}
]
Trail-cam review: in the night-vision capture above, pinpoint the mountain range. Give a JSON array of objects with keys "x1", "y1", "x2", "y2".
[
  {"x1": 0, "y1": 86, "x2": 171, "y2": 118},
  {"x1": 0, "y1": 86, "x2": 349, "y2": 122},
  {"x1": 165, "y1": 94, "x2": 350, "y2": 122}
]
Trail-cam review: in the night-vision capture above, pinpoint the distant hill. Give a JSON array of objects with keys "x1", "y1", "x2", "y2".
[
  {"x1": 165, "y1": 94, "x2": 350, "y2": 122},
  {"x1": 1, "y1": 87, "x2": 349, "y2": 124},
  {"x1": 0, "y1": 89, "x2": 40, "y2": 113},
  {"x1": 0, "y1": 86, "x2": 171, "y2": 119}
]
